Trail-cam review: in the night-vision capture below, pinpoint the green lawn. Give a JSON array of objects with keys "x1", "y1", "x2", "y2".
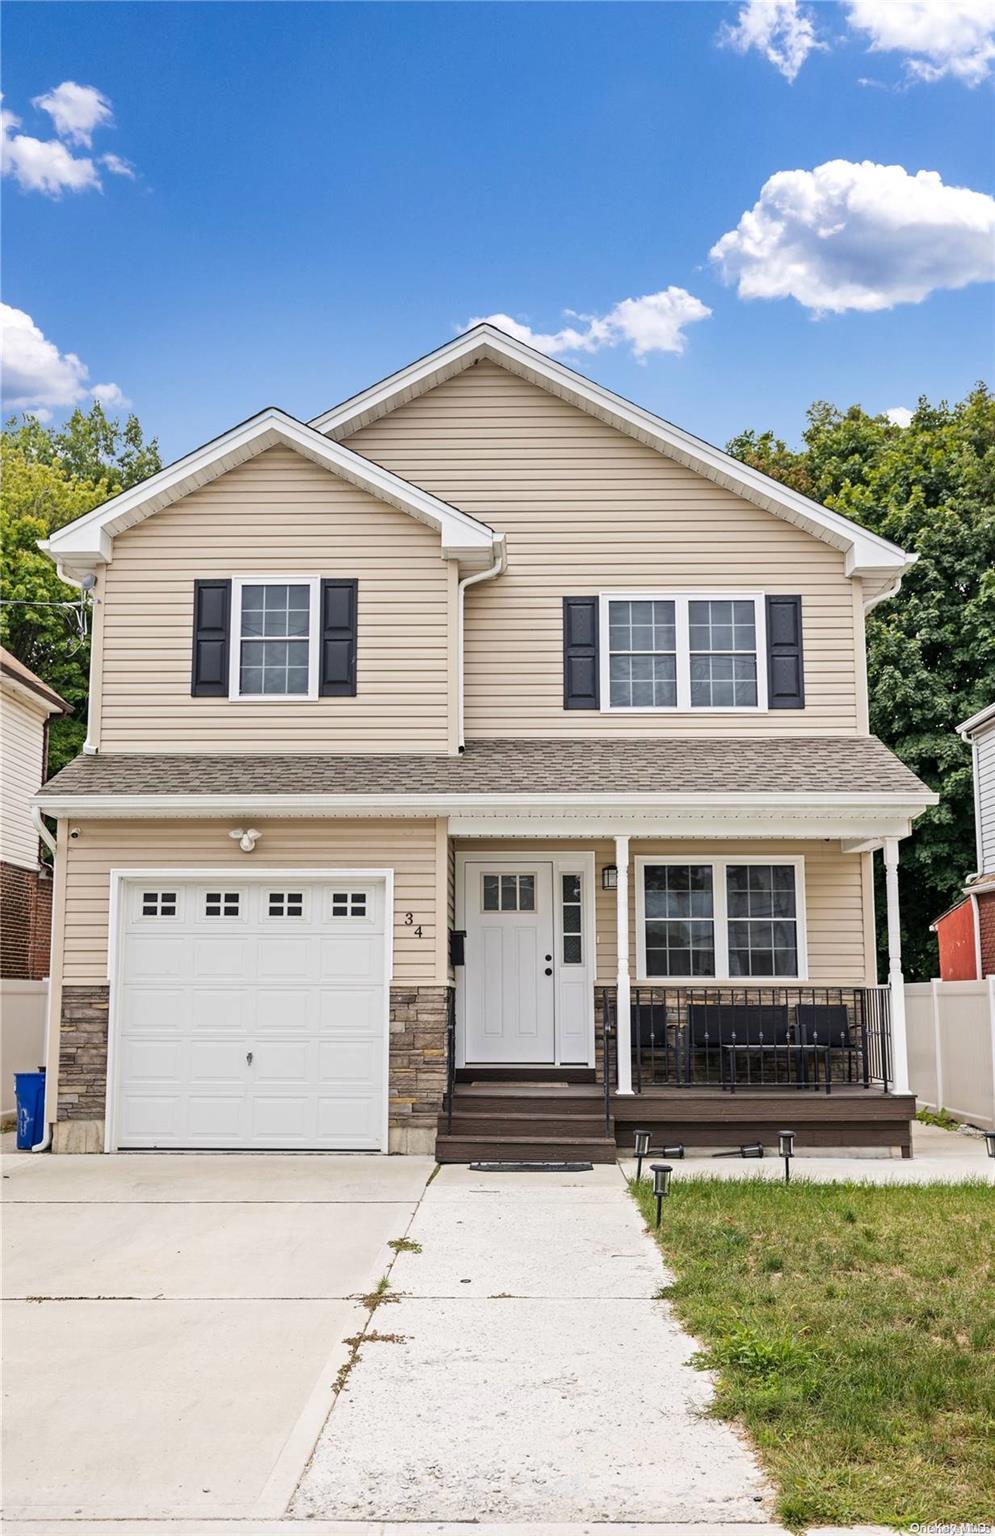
[{"x1": 631, "y1": 1175, "x2": 995, "y2": 1529}]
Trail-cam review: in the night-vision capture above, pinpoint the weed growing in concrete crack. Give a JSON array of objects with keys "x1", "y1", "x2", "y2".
[{"x1": 387, "y1": 1237, "x2": 422, "y2": 1254}]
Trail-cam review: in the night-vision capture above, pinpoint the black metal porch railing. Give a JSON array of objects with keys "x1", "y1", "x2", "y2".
[
  {"x1": 444, "y1": 985, "x2": 457, "y2": 1132},
  {"x1": 596, "y1": 985, "x2": 892, "y2": 1095}
]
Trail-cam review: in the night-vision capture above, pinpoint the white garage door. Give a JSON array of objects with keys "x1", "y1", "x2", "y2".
[{"x1": 113, "y1": 876, "x2": 388, "y2": 1150}]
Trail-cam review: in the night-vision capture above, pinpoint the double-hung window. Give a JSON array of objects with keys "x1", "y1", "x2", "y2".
[
  {"x1": 600, "y1": 593, "x2": 766, "y2": 712},
  {"x1": 637, "y1": 858, "x2": 805, "y2": 980},
  {"x1": 230, "y1": 577, "x2": 320, "y2": 700}
]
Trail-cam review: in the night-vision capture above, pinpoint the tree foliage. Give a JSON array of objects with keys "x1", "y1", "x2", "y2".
[
  {"x1": 728, "y1": 385, "x2": 995, "y2": 979},
  {"x1": 1, "y1": 404, "x2": 161, "y2": 772}
]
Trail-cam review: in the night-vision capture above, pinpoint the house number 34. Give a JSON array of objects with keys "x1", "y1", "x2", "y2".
[{"x1": 403, "y1": 912, "x2": 424, "y2": 937}]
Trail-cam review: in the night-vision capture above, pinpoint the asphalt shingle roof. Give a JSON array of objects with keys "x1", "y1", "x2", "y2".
[{"x1": 38, "y1": 736, "x2": 932, "y2": 800}]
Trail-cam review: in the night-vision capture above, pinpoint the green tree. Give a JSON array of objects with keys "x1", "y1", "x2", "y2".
[
  {"x1": 1, "y1": 404, "x2": 160, "y2": 773},
  {"x1": 728, "y1": 385, "x2": 995, "y2": 980}
]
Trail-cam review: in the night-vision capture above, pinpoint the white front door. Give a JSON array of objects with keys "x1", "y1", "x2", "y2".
[{"x1": 463, "y1": 861, "x2": 555, "y2": 1064}]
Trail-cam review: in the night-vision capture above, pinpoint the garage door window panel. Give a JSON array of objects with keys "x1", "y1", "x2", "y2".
[{"x1": 140, "y1": 890, "x2": 178, "y2": 919}]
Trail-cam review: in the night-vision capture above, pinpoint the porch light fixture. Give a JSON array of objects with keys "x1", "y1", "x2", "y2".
[
  {"x1": 601, "y1": 865, "x2": 618, "y2": 891},
  {"x1": 633, "y1": 1129, "x2": 651, "y2": 1183},
  {"x1": 778, "y1": 1129, "x2": 796, "y2": 1184},
  {"x1": 650, "y1": 1162, "x2": 673, "y2": 1228}
]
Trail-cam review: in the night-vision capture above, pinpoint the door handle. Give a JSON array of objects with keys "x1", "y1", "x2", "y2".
[
  {"x1": 544, "y1": 967, "x2": 553, "y2": 976},
  {"x1": 246, "y1": 1051, "x2": 254, "y2": 1065}
]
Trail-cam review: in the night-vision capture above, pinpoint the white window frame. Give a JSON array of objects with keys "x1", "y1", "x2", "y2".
[
  {"x1": 598, "y1": 591, "x2": 768, "y2": 713},
  {"x1": 228, "y1": 575, "x2": 321, "y2": 702},
  {"x1": 634, "y1": 855, "x2": 808, "y2": 983}
]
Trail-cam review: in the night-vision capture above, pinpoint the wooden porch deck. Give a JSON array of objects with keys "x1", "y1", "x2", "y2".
[{"x1": 611, "y1": 1085, "x2": 915, "y2": 1157}]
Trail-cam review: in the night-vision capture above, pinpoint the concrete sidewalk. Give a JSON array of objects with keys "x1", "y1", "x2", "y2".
[{"x1": 291, "y1": 1162, "x2": 773, "y2": 1525}]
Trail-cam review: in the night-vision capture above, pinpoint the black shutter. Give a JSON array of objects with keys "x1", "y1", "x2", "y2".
[
  {"x1": 191, "y1": 579, "x2": 231, "y2": 697},
  {"x1": 319, "y1": 579, "x2": 358, "y2": 696},
  {"x1": 766, "y1": 595, "x2": 805, "y2": 709},
  {"x1": 563, "y1": 596, "x2": 600, "y2": 710}
]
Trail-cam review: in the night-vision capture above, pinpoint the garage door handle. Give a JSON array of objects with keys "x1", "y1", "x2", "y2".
[{"x1": 246, "y1": 1051, "x2": 254, "y2": 1065}]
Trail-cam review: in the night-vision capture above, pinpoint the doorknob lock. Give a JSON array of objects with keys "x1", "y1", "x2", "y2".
[
  {"x1": 544, "y1": 967, "x2": 553, "y2": 976},
  {"x1": 545, "y1": 954, "x2": 552, "y2": 962}
]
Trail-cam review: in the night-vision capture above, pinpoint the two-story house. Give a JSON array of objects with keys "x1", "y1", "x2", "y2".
[{"x1": 35, "y1": 325, "x2": 934, "y2": 1157}]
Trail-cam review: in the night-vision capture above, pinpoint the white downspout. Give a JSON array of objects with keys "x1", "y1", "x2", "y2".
[
  {"x1": 29, "y1": 807, "x2": 58, "y2": 1150},
  {"x1": 457, "y1": 538, "x2": 506, "y2": 750}
]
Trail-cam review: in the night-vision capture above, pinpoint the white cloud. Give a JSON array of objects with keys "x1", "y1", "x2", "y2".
[
  {"x1": 32, "y1": 80, "x2": 112, "y2": 146},
  {"x1": 1, "y1": 107, "x2": 100, "y2": 196},
  {"x1": 467, "y1": 287, "x2": 711, "y2": 360},
  {"x1": 885, "y1": 406, "x2": 914, "y2": 427},
  {"x1": 100, "y1": 152, "x2": 136, "y2": 179},
  {"x1": 1, "y1": 304, "x2": 125, "y2": 414},
  {"x1": 90, "y1": 381, "x2": 131, "y2": 408},
  {"x1": 2, "y1": 80, "x2": 136, "y2": 197},
  {"x1": 710, "y1": 159, "x2": 995, "y2": 313},
  {"x1": 846, "y1": 0, "x2": 995, "y2": 86},
  {"x1": 718, "y1": 0, "x2": 825, "y2": 82}
]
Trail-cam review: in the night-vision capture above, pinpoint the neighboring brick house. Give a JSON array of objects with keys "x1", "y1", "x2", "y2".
[
  {"x1": 1, "y1": 648, "x2": 69, "y2": 1116},
  {"x1": 1, "y1": 648, "x2": 68, "y2": 978},
  {"x1": 932, "y1": 702, "x2": 995, "y2": 980}
]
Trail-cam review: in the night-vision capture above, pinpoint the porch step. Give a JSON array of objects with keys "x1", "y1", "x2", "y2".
[
  {"x1": 451, "y1": 1086, "x2": 604, "y2": 1116},
  {"x1": 436, "y1": 1133, "x2": 618, "y2": 1165},
  {"x1": 440, "y1": 1111, "x2": 608, "y2": 1137}
]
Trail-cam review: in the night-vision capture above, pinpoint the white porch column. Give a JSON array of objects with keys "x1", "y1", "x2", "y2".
[
  {"x1": 615, "y1": 834, "x2": 633, "y2": 1095},
  {"x1": 883, "y1": 837, "x2": 910, "y2": 1094}
]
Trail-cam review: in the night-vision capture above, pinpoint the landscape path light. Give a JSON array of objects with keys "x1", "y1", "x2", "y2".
[
  {"x1": 985, "y1": 1129, "x2": 995, "y2": 1179},
  {"x1": 633, "y1": 1129, "x2": 651, "y2": 1183},
  {"x1": 650, "y1": 1162, "x2": 673, "y2": 1228},
  {"x1": 778, "y1": 1129, "x2": 796, "y2": 1184}
]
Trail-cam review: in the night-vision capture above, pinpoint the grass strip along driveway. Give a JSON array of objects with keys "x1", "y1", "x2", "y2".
[{"x1": 631, "y1": 1175, "x2": 995, "y2": 1530}]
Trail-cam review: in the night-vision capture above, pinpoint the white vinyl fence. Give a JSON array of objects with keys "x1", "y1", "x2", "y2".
[
  {"x1": 0, "y1": 978, "x2": 48, "y2": 1118},
  {"x1": 905, "y1": 978, "x2": 995, "y2": 1131}
]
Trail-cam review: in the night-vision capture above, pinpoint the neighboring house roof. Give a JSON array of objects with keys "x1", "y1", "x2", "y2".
[
  {"x1": 311, "y1": 324, "x2": 915, "y2": 605},
  {"x1": 38, "y1": 736, "x2": 934, "y2": 805},
  {"x1": 40, "y1": 408, "x2": 499, "y2": 583},
  {"x1": 958, "y1": 701, "x2": 995, "y2": 739},
  {"x1": 0, "y1": 647, "x2": 70, "y2": 716}
]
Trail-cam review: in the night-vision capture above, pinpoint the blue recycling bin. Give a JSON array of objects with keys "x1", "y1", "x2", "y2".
[{"x1": 15, "y1": 1070, "x2": 46, "y2": 1150}]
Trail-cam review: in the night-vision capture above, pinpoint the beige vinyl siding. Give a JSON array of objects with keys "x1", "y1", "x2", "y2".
[
  {"x1": 0, "y1": 686, "x2": 46, "y2": 867},
  {"x1": 453, "y1": 837, "x2": 869, "y2": 985},
  {"x1": 345, "y1": 361, "x2": 861, "y2": 737},
  {"x1": 59, "y1": 818, "x2": 443, "y2": 986},
  {"x1": 97, "y1": 446, "x2": 453, "y2": 754}
]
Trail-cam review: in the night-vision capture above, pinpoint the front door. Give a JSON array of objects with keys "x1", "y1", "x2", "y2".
[{"x1": 463, "y1": 861, "x2": 555, "y2": 1063}]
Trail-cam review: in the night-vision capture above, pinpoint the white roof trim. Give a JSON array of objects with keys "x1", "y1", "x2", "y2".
[
  {"x1": 42, "y1": 407, "x2": 497, "y2": 578},
  {"x1": 311, "y1": 324, "x2": 915, "y2": 586},
  {"x1": 958, "y1": 701, "x2": 995, "y2": 739}
]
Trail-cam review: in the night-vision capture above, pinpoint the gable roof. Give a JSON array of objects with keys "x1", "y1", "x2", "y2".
[
  {"x1": 311, "y1": 323, "x2": 915, "y2": 605},
  {"x1": 42, "y1": 407, "x2": 499, "y2": 583},
  {"x1": 0, "y1": 646, "x2": 70, "y2": 715}
]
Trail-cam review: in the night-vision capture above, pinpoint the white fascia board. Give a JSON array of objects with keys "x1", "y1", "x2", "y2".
[
  {"x1": 41, "y1": 408, "x2": 496, "y2": 576},
  {"x1": 958, "y1": 701, "x2": 995, "y2": 739},
  {"x1": 311, "y1": 325, "x2": 914, "y2": 582},
  {"x1": 34, "y1": 790, "x2": 936, "y2": 822}
]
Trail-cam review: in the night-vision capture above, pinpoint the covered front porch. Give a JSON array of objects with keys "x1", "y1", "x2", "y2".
[{"x1": 440, "y1": 785, "x2": 922, "y2": 1159}]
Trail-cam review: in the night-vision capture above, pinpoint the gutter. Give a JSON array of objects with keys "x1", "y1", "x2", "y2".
[{"x1": 456, "y1": 536, "x2": 506, "y2": 749}]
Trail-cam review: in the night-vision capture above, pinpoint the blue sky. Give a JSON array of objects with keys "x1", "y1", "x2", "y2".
[{"x1": 3, "y1": 1, "x2": 993, "y2": 460}]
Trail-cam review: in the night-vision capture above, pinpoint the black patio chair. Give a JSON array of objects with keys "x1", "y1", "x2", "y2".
[
  {"x1": 685, "y1": 1002, "x2": 791, "y2": 1088},
  {"x1": 630, "y1": 999, "x2": 679, "y2": 1086},
  {"x1": 796, "y1": 1003, "x2": 867, "y2": 1087}
]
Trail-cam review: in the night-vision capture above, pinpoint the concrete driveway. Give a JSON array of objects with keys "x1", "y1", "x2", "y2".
[{"x1": 1, "y1": 1148, "x2": 433, "y2": 1525}]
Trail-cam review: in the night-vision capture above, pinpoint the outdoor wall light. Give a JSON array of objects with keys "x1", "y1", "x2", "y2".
[
  {"x1": 650, "y1": 1162, "x2": 673, "y2": 1228},
  {"x1": 778, "y1": 1129, "x2": 796, "y2": 1184},
  {"x1": 633, "y1": 1129, "x2": 651, "y2": 1182},
  {"x1": 601, "y1": 865, "x2": 618, "y2": 890}
]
